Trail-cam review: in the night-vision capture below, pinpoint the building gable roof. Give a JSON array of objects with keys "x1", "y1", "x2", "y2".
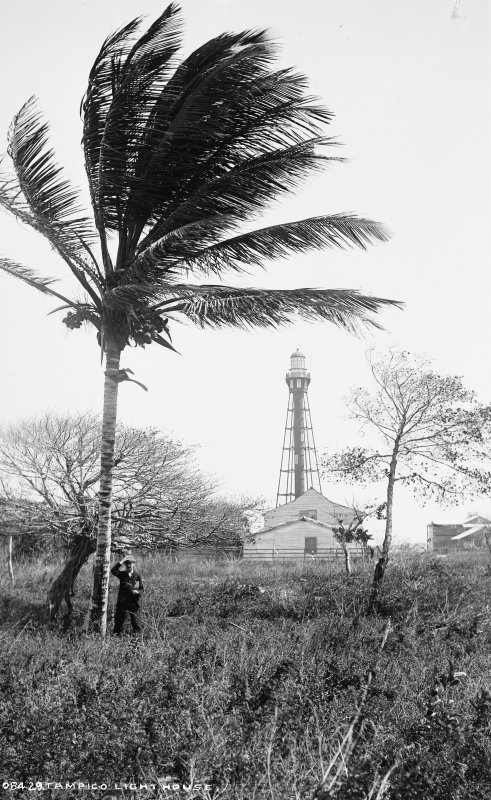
[
  {"x1": 429, "y1": 515, "x2": 491, "y2": 529},
  {"x1": 251, "y1": 516, "x2": 335, "y2": 539},
  {"x1": 463, "y1": 515, "x2": 491, "y2": 525},
  {"x1": 451, "y1": 525, "x2": 487, "y2": 540},
  {"x1": 265, "y1": 488, "x2": 355, "y2": 516}
]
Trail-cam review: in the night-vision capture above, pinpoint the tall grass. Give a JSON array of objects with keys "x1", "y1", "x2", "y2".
[{"x1": 1, "y1": 552, "x2": 490, "y2": 799}]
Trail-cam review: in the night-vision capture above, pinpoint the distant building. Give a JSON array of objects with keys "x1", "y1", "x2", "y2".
[
  {"x1": 427, "y1": 514, "x2": 491, "y2": 554},
  {"x1": 243, "y1": 488, "x2": 366, "y2": 561}
]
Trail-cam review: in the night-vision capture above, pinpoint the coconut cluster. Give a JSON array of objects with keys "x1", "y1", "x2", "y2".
[
  {"x1": 131, "y1": 312, "x2": 169, "y2": 347},
  {"x1": 63, "y1": 305, "x2": 170, "y2": 350},
  {"x1": 62, "y1": 309, "x2": 93, "y2": 329}
]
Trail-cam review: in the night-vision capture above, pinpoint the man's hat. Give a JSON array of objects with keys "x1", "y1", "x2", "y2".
[{"x1": 123, "y1": 554, "x2": 136, "y2": 563}]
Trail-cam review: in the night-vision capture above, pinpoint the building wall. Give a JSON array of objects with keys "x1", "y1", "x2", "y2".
[
  {"x1": 427, "y1": 523, "x2": 463, "y2": 553},
  {"x1": 245, "y1": 519, "x2": 337, "y2": 550},
  {"x1": 427, "y1": 523, "x2": 489, "y2": 553},
  {"x1": 242, "y1": 519, "x2": 360, "y2": 560}
]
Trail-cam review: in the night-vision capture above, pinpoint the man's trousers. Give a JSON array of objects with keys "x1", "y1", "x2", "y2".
[{"x1": 113, "y1": 603, "x2": 142, "y2": 634}]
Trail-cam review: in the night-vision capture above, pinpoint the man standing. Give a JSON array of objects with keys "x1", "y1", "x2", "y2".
[{"x1": 111, "y1": 554, "x2": 144, "y2": 635}]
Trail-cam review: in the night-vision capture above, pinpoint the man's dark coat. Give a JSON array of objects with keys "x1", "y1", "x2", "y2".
[{"x1": 111, "y1": 563, "x2": 144, "y2": 608}]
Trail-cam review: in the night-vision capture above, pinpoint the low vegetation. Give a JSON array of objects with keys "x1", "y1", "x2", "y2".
[{"x1": 1, "y1": 553, "x2": 491, "y2": 799}]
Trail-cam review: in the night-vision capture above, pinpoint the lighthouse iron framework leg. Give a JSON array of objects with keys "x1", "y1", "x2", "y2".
[{"x1": 276, "y1": 388, "x2": 321, "y2": 507}]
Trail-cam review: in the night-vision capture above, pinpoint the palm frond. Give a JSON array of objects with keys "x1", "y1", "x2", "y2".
[
  {"x1": 103, "y1": 283, "x2": 166, "y2": 312},
  {"x1": 133, "y1": 214, "x2": 390, "y2": 277},
  {"x1": 122, "y1": 3, "x2": 182, "y2": 69},
  {"x1": 0, "y1": 258, "x2": 78, "y2": 307},
  {"x1": 97, "y1": 4, "x2": 184, "y2": 250},
  {"x1": 6, "y1": 99, "x2": 101, "y2": 307},
  {"x1": 138, "y1": 138, "x2": 337, "y2": 252},
  {"x1": 126, "y1": 27, "x2": 274, "y2": 200},
  {"x1": 82, "y1": 13, "x2": 337, "y2": 259},
  {"x1": 0, "y1": 160, "x2": 104, "y2": 295},
  {"x1": 125, "y1": 43, "x2": 332, "y2": 237},
  {"x1": 104, "y1": 283, "x2": 402, "y2": 333},
  {"x1": 121, "y1": 215, "x2": 238, "y2": 283},
  {"x1": 134, "y1": 68, "x2": 331, "y2": 210},
  {"x1": 0, "y1": 160, "x2": 39, "y2": 229},
  {"x1": 81, "y1": 5, "x2": 183, "y2": 235},
  {"x1": 81, "y1": 16, "x2": 143, "y2": 224},
  {"x1": 171, "y1": 286, "x2": 402, "y2": 333},
  {"x1": 8, "y1": 98, "x2": 96, "y2": 254}
]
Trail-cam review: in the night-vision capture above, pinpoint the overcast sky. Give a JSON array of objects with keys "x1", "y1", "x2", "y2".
[{"x1": 0, "y1": 0, "x2": 489, "y2": 543}]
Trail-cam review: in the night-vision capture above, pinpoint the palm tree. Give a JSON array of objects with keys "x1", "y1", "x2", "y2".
[{"x1": 0, "y1": 4, "x2": 398, "y2": 634}]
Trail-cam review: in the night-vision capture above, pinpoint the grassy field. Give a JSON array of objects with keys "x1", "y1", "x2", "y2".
[{"x1": 1, "y1": 552, "x2": 491, "y2": 800}]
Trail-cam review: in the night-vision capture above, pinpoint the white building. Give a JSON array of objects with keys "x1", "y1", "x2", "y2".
[{"x1": 243, "y1": 488, "x2": 366, "y2": 561}]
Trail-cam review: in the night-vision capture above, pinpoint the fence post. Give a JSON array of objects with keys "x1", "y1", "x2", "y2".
[{"x1": 7, "y1": 535, "x2": 15, "y2": 586}]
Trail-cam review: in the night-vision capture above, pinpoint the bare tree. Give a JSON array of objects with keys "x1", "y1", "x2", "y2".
[
  {"x1": 322, "y1": 350, "x2": 491, "y2": 607},
  {"x1": 0, "y1": 414, "x2": 258, "y2": 619}
]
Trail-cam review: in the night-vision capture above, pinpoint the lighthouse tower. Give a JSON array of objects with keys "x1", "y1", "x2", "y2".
[{"x1": 276, "y1": 349, "x2": 322, "y2": 506}]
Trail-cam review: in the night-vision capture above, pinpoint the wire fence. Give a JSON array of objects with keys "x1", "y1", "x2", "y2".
[
  {"x1": 164, "y1": 546, "x2": 370, "y2": 563},
  {"x1": 242, "y1": 548, "x2": 369, "y2": 562}
]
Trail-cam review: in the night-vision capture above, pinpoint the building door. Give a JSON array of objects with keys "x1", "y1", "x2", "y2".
[{"x1": 304, "y1": 536, "x2": 317, "y2": 557}]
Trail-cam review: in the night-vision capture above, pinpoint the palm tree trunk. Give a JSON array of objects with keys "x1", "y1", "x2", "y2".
[{"x1": 89, "y1": 338, "x2": 121, "y2": 635}]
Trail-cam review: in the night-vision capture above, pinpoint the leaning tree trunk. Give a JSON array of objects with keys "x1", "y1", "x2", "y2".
[
  {"x1": 368, "y1": 451, "x2": 398, "y2": 613},
  {"x1": 47, "y1": 535, "x2": 96, "y2": 622},
  {"x1": 341, "y1": 541, "x2": 351, "y2": 576},
  {"x1": 88, "y1": 338, "x2": 122, "y2": 635},
  {"x1": 381, "y1": 455, "x2": 397, "y2": 562}
]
